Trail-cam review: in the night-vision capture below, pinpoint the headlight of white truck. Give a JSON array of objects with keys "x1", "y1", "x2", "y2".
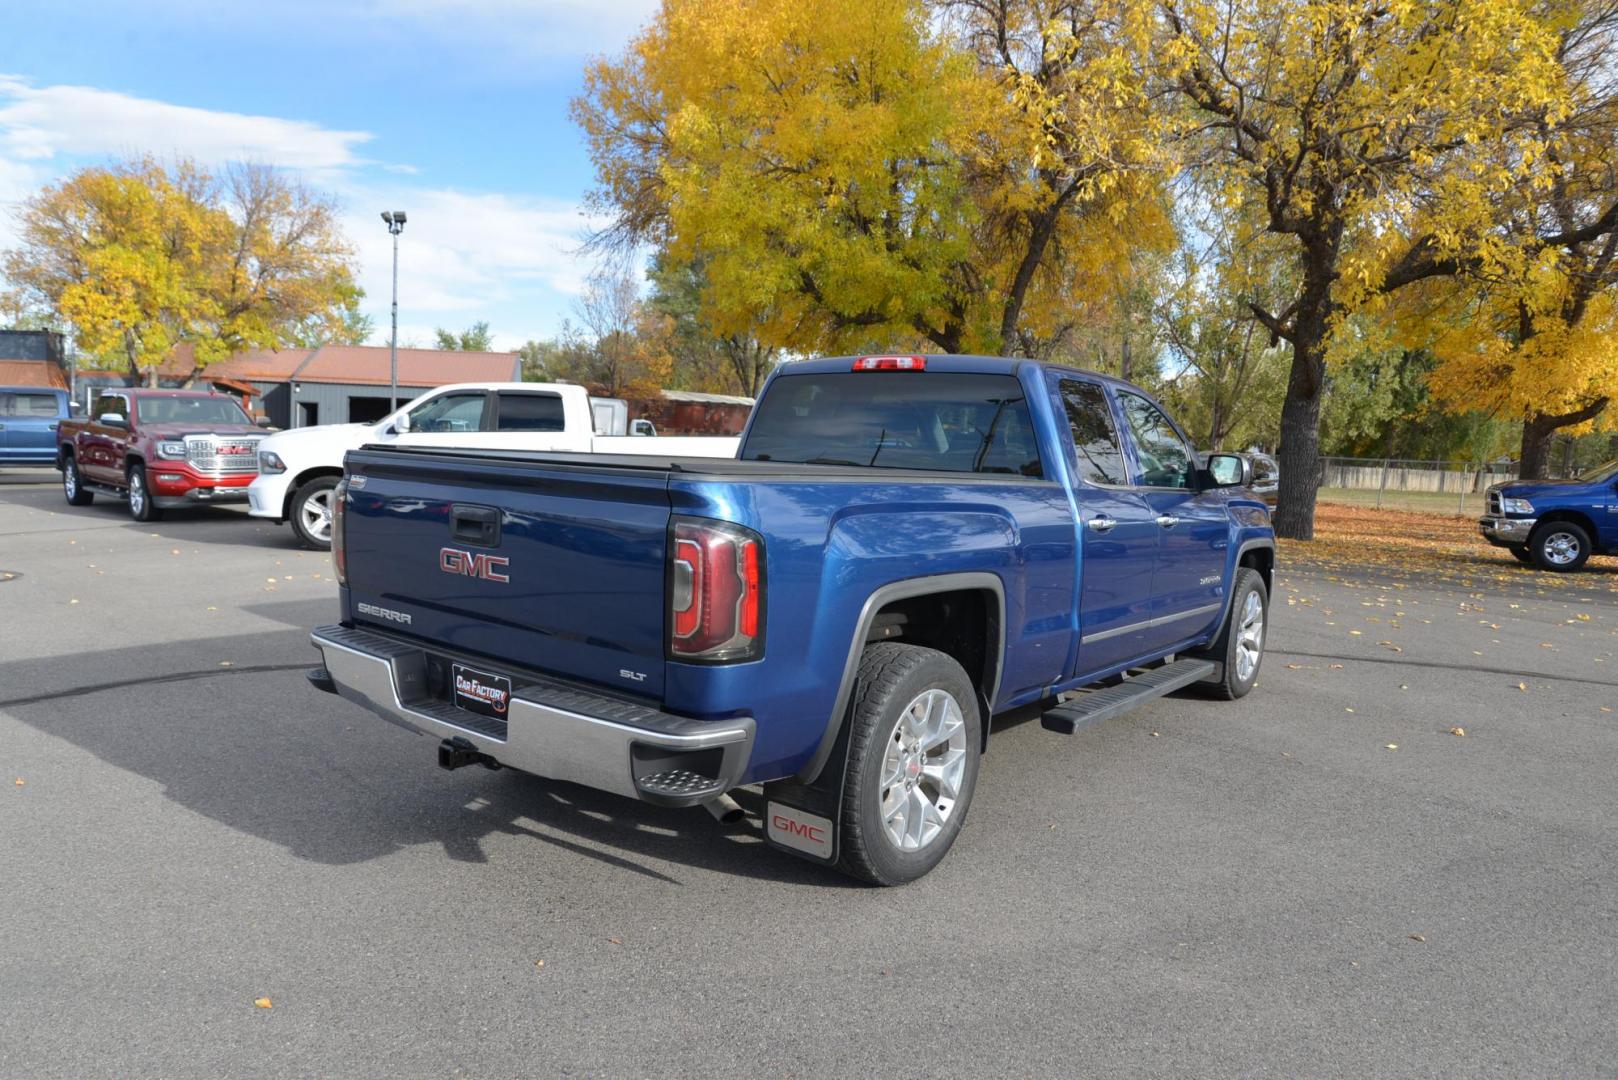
[
  {"x1": 258, "y1": 450, "x2": 287, "y2": 474},
  {"x1": 1501, "y1": 496, "x2": 1534, "y2": 514}
]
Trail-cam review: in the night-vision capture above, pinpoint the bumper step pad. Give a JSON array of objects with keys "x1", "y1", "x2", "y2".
[{"x1": 1040, "y1": 658, "x2": 1216, "y2": 735}]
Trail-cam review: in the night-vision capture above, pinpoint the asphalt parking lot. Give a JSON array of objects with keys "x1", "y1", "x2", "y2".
[{"x1": 3, "y1": 467, "x2": 1616, "y2": 1079}]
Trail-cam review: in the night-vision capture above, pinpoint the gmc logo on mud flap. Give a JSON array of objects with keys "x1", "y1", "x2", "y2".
[
  {"x1": 766, "y1": 802, "x2": 834, "y2": 860},
  {"x1": 439, "y1": 547, "x2": 510, "y2": 582}
]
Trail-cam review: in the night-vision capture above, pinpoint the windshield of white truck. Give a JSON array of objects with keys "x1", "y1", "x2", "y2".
[{"x1": 742, "y1": 372, "x2": 1043, "y2": 477}]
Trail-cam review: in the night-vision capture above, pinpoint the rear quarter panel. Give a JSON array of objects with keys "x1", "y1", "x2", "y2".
[{"x1": 664, "y1": 475, "x2": 1077, "y2": 781}]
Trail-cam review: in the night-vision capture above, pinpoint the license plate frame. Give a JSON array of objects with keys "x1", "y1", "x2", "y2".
[{"x1": 451, "y1": 662, "x2": 513, "y2": 720}]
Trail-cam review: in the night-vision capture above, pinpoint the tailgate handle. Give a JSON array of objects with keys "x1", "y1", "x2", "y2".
[{"x1": 449, "y1": 503, "x2": 501, "y2": 547}]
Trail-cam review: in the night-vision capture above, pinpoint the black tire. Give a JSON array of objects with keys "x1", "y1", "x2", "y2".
[
  {"x1": 289, "y1": 476, "x2": 338, "y2": 551},
  {"x1": 836, "y1": 642, "x2": 982, "y2": 886},
  {"x1": 1509, "y1": 546, "x2": 1535, "y2": 565},
  {"x1": 127, "y1": 462, "x2": 162, "y2": 522},
  {"x1": 61, "y1": 454, "x2": 93, "y2": 506},
  {"x1": 1194, "y1": 567, "x2": 1268, "y2": 701},
  {"x1": 1530, "y1": 521, "x2": 1591, "y2": 572}
]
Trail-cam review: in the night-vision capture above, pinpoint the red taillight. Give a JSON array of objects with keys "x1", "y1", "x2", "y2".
[
  {"x1": 852, "y1": 355, "x2": 926, "y2": 371},
  {"x1": 331, "y1": 478, "x2": 349, "y2": 586},
  {"x1": 670, "y1": 518, "x2": 764, "y2": 662}
]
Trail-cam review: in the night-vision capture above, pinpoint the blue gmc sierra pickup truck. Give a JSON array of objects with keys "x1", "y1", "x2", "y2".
[
  {"x1": 1480, "y1": 458, "x2": 1618, "y2": 572},
  {"x1": 307, "y1": 355, "x2": 1276, "y2": 884}
]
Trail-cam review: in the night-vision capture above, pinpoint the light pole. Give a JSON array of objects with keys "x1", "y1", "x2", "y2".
[{"x1": 381, "y1": 210, "x2": 407, "y2": 409}]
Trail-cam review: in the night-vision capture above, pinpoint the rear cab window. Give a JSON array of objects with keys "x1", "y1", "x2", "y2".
[
  {"x1": 1056, "y1": 379, "x2": 1128, "y2": 486},
  {"x1": 495, "y1": 392, "x2": 565, "y2": 432},
  {"x1": 741, "y1": 371, "x2": 1044, "y2": 478},
  {"x1": 0, "y1": 392, "x2": 61, "y2": 417}
]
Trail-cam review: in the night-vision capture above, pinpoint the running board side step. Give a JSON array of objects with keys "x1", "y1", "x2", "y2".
[{"x1": 1040, "y1": 658, "x2": 1216, "y2": 735}]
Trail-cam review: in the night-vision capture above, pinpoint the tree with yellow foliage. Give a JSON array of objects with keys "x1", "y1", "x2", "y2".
[
  {"x1": 1401, "y1": 4, "x2": 1618, "y2": 478},
  {"x1": 1164, "y1": 0, "x2": 1571, "y2": 537},
  {"x1": 574, "y1": 0, "x2": 1169, "y2": 358},
  {"x1": 3, "y1": 158, "x2": 358, "y2": 385}
]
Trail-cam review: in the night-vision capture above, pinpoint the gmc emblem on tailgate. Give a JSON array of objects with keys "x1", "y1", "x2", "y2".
[{"x1": 439, "y1": 547, "x2": 511, "y2": 582}]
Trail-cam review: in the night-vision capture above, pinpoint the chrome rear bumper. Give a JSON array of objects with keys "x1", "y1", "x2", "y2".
[{"x1": 308, "y1": 624, "x2": 754, "y2": 806}]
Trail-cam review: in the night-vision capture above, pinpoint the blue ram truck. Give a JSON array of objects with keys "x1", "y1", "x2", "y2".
[
  {"x1": 1480, "y1": 458, "x2": 1618, "y2": 571},
  {"x1": 0, "y1": 386, "x2": 73, "y2": 466},
  {"x1": 307, "y1": 355, "x2": 1276, "y2": 884}
]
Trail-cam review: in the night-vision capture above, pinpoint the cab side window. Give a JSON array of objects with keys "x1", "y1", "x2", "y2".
[
  {"x1": 407, "y1": 392, "x2": 487, "y2": 432},
  {"x1": 1058, "y1": 379, "x2": 1128, "y2": 486},
  {"x1": 93, "y1": 394, "x2": 128, "y2": 420},
  {"x1": 495, "y1": 392, "x2": 565, "y2": 432},
  {"x1": 1118, "y1": 392, "x2": 1192, "y2": 489}
]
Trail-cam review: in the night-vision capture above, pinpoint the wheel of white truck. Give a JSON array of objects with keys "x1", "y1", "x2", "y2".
[
  {"x1": 62, "y1": 454, "x2": 93, "y2": 506},
  {"x1": 837, "y1": 642, "x2": 981, "y2": 886},
  {"x1": 290, "y1": 476, "x2": 338, "y2": 550},
  {"x1": 1195, "y1": 567, "x2": 1267, "y2": 701},
  {"x1": 1530, "y1": 522, "x2": 1591, "y2": 573},
  {"x1": 127, "y1": 463, "x2": 162, "y2": 522}
]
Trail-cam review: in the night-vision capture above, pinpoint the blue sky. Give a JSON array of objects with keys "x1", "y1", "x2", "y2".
[{"x1": 0, "y1": 0, "x2": 661, "y2": 350}]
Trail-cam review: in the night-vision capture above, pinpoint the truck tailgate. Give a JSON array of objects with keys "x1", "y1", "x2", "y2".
[{"x1": 342, "y1": 448, "x2": 673, "y2": 697}]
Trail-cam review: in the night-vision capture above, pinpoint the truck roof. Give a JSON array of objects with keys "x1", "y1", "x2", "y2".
[
  {"x1": 101, "y1": 388, "x2": 234, "y2": 399},
  {"x1": 778, "y1": 354, "x2": 1136, "y2": 388}
]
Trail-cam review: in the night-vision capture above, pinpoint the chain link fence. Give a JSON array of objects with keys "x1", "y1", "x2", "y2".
[{"x1": 1317, "y1": 457, "x2": 1543, "y2": 516}]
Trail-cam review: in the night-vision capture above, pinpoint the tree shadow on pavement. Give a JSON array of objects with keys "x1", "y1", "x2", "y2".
[{"x1": 0, "y1": 628, "x2": 853, "y2": 889}]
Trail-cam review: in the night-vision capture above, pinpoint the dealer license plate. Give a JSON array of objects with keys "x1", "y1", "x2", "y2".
[{"x1": 452, "y1": 663, "x2": 513, "y2": 720}]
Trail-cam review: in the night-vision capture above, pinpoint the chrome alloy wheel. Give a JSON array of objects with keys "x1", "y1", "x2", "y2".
[
  {"x1": 880, "y1": 688, "x2": 968, "y2": 852},
  {"x1": 300, "y1": 487, "x2": 334, "y2": 543},
  {"x1": 1235, "y1": 589, "x2": 1265, "y2": 682},
  {"x1": 128, "y1": 469, "x2": 146, "y2": 516},
  {"x1": 63, "y1": 462, "x2": 77, "y2": 499},
  {"x1": 1543, "y1": 530, "x2": 1581, "y2": 566}
]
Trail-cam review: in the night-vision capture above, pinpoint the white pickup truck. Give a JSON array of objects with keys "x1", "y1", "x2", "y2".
[{"x1": 248, "y1": 382, "x2": 740, "y2": 549}]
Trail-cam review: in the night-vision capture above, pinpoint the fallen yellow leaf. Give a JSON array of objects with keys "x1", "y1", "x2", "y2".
[
  {"x1": 1448, "y1": 726, "x2": 1466, "y2": 737},
  {"x1": 1384, "y1": 743, "x2": 1398, "y2": 750},
  {"x1": 1516, "y1": 682, "x2": 1528, "y2": 691},
  {"x1": 254, "y1": 997, "x2": 272, "y2": 1009}
]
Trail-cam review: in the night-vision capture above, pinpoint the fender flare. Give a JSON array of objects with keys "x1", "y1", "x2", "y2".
[
  {"x1": 1202, "y1": 538, "x2": 1275, "y2": 645},
  {"x1": 797, "y1": 571, "x2": 1006, "y2": 783}
]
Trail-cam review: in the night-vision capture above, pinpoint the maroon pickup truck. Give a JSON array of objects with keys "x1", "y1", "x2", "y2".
[{"x1": 56, "y1": 389, "x2": 269, "y2": 521}]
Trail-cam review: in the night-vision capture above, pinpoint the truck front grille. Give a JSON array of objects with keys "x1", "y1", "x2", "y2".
[{"x1": 185, "y1": 434, "x2": 263, "y2": 476}]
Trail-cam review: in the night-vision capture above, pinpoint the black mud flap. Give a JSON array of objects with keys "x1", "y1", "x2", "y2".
[{"x1": 761, "y1": 712, "x2": 853, "y2": 868}]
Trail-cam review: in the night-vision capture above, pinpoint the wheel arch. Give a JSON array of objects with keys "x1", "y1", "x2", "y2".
[
  {"x1": 798, "y1": 572, "x2": 1005, "y2": 783},
  {"x1": 1534, "y1": 509, "x2": 1597, "y2": 540},
  {"x1": 282, "y1": 466, "x2": 344, "y2": 517}
]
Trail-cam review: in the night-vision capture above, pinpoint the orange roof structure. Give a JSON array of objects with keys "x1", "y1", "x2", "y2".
[
  {"x1": 160, "y1": 343, "x2": 518, "y2": 387},
  {"x1": 0, "y1": 360, "x2": 69, "y2": 391}
]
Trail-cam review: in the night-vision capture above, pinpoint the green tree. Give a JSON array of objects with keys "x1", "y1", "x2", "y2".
[{"x1": 433, "y1": 321, "x2": 495, "y2": 351}]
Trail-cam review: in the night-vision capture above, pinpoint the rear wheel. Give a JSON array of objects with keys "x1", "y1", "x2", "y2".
[
  {"x1": 127, "y1": 463, "x2": 162, "y2": 522},
  {"x1": 1530, "y1": 521, "x2": 1590, "y2": 573},
  {"x1": 289, "y1": 476, "x2": 338, "y2": 550},
  {"x1": 836, "y1": 643, "x2": 981, "y2": 886},
  {"x1": 62, "y1": 454, "x2": 93, "y2": 506}
]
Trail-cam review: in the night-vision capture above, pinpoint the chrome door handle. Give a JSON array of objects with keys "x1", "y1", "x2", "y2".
[
  {"x1": 1155, "y1": 514, "x2": 1181, "y2": 528},
  {"x1": 1086, "y1": 515, "x2": 1117, "y2": 533}
]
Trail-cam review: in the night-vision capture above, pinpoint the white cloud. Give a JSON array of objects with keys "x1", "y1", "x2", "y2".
[
  {"x1": 0, "y1": 73, "x2": 610, "y2": 343},
  {"x1": 344, "y1": 187, "x2": 607, "y2": 340},
  {"x1": 0, "y1": 75, "x2": 374, "y2": 171}
]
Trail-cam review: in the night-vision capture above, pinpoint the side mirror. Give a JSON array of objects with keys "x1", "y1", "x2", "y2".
[
  {"x1": 98, "y1": 413, "x2": 128, "y2": 429},
  {"x1": 1206, "y1": 452, "x2": 1250, "y2": 488},
  {"x1": 393, "y1": 412, "x2": 411, "y2": 434}
]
